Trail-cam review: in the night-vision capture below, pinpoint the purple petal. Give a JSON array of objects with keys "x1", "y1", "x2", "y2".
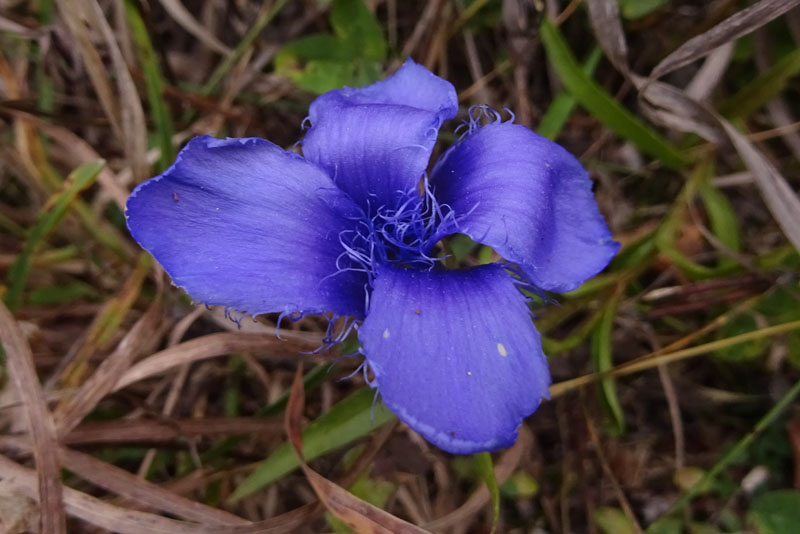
[
  {"x1": 126, "y1": 136, "x2": 367, "y2": 317},
  {"x1": 302, "y1": 59, "x2": 458, "y2": 212},
  {"x1": 303, "y1": 105, "x2": 440, "y2": 213},
  {"x1": 431, "y1": 122, "x2": 619, "y2": 293},
  {"x1": 309, "y1": 58, "x2": 458, "y2": 123},
  {"x1": 359, "y1": 265, "x2": 550, "y2": 454}
]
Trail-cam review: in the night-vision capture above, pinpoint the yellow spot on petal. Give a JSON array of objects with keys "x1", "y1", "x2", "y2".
[
  {"x1": 497, "y1": 343, "x2": 508, "y2": 357},
  {"x1": 383, "y1": 328, "x2": 390, "y2": 339}
]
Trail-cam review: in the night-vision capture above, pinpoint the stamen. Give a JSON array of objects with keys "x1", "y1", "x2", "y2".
[{"x1": 459, "y1": 104, "x2": 511, "y2": 139}]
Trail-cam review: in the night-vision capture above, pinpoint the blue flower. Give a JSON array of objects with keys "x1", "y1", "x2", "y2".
[{"x1": 126, "y1": 59, "x2": 618, "y2": 454}]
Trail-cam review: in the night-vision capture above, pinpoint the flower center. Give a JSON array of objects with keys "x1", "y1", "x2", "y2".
[{"x1": 336, "y1": 180, "x2": 463, "y2": 285}]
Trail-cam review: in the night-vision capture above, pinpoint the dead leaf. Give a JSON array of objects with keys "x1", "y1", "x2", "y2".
[
  {"x1": 157, "y1": 0, "x2": 232, "y2": 55},
  {"x1": 586, "y1": 0, "x2": 630, "y2": 74},
  {"x1": 113, "y1": 332, "x2": 324, "y2": 392},
  {"x1": 55, "y1": 299, "x2": 164, "y2": 436},
  {"x1": 650, "y1": 0, "x2": 800, "y2": 80},
  {"x1": 285, "y1": 367, "x2": 433, "y2": 534},
  {"x1": 0, "y1": 302, "x2": 65, "y2": 534},
  {"x1": 0, "y1": 480, "x2": 39, "y2": 534}
]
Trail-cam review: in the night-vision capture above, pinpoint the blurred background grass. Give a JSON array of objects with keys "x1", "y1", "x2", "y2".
[{"x1": 1, "y1": 0, "x2": 800, "y2": 532}]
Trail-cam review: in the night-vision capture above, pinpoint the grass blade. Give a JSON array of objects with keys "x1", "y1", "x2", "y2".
[
  {"x1": 649, "y1": 0, "x2": 800, "y2": 80},
  {"x1": 125, "y1": 0, "x2": 175, "y2": 170},
  {"x1": 719, "y1": 48, "x2": 800, "y2": 119},
  {"x1": 666, "y1": 376, "x2": 800, "y2": 515},
  {"x1": 229, "y1": 387, "x2": 395, "y2": 502},
  {"x1": 540, "y1": 19, "x2": 688, "y2": 169},
  {"x1": 5, "y1": 160, "x2": 104, "y2": 311},
  {"x1": 654, "y1": 161, "x2": 718, "y2": 279},
  {"x1": 0, "y1": 302, "x2": 66, "y2": 533},
  {"x1": 474, "y1": 452, "x2": 500, "y2": 533},
  {"x1": 282, "y1": 366, "x2": 431, "y2": 534},
  {"x1": 201, "y1": 0, "x2": 291, "y2": 95},
  {"x1": 590, "y1": 290, "x2": 625, "y2": 435},
  {"x1": 537, "y1": 47, "x2": 602, "y2": 140}
]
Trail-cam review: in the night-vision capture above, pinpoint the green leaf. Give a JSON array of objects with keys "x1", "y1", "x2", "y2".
[
  {"x1": 331, "y1": 0, "x2": 387, "y2": 61},
  {"x1": 125, "y1": 0, "x2": 174, "y2": 170},
  {"x1": 755, "y1": 288, "x2": 800, "y2": 368},
  {"x1": 646, "y1": 516, "x2": 683, "y2": 534},
  {"x1": 474, "y1": 452, "x2": 500, "y2": 533},
  {"x1": 274, "y1": 0, "x2": 386, "y2": 94},
  {"x1": 698, "y1": 178, "x2": 741, "y2": 270},
  {"x1": 448, "y1": 233, "x2": 480, "y2": 263},
  {"x1": 201, "y1": 0, "x2": 291, "y2": 94},
  {"x1": 591, "y1": 293, "x2": 625, "y2": 435},
  {"x1": 594, "y1": 507, "x2": 636, "y2": 534},
  {"x1": 5, "y1": 160, "x2": 105, "y2": 311},
  {"x1": 276, "y1": 33, "x2": 354, "y2": 63},
  {"x1": 619, "y1": 0, "x2": 667, "y2": 19},
  {"x1": 258, "y1": 363, "x2": 333, "y2": 418},
  {"x1": 537, "y1": 47, "x2": 602, "y2": 140},
  {"x1": 721, "y1": 48, "x2": 800, "y2": 119},
  {"x1": 714, "y1": 313, "x2": 769, "y2": 362},
  {"x1": 654, "y1": 161, "x2": 718, "y2": 279},
  {"x1": 229, "y1": 388, "x2": 395, "y2": 502},
  {"x1": 285, "y1": 60, "x2": 361, "y2": 94},
  {"x1": 748, "y1": 490, "x2": 800, "y2": 534},
  {"x1": 28, "y1": 282, "x2": 101, "y2": 306},
  {"x1": 328, "y1": 470, "x2": 395, "y2": 532},
  {"x1": 688, "y1": 522, "x2": 720, "y2": 534},
  {"x1": 610, "y1": 233, "x2": 658, "y2": 271},
  {"x1": 500, "y1": 471, "x2": 539, "y2": 499},
  {"x1": 674, "y1": 466, "x2": 712, "y2": 493},
  {"x1": 540, "y1": 19, "x2": 688, "y2": 169}
]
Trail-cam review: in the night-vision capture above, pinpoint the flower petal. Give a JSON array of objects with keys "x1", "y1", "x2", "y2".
[
  {"x1": 303, "y1": 105, "x2": 440, "y2": 212},
  {"x1": 302, "y1": 59, "x2": 458, "y2": 212},
  {"x1": 359, "y1": 264, "x2": 550, "y2": 454},
  {"x1": 431, "y1": 122, "x2": 619, "y2": 293},
  {"x1": 309, "y1": 58, "x2": 458, "y2": 123},
  {"x1": 126, "y1": 136, "x2": 367, "y2": 317}
]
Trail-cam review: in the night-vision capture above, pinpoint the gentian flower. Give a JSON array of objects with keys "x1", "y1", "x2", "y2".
[{"x1": 126, "y1": 60, "x2": 618, "y2": 454}]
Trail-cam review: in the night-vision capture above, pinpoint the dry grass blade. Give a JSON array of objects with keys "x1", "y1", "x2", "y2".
[
  {"x1": 83, "y1": 0, "x2": 148, "y2": 183},
  {"x1": 585, "y1": 0, "x2": 629, "y2": 73},
  {"x1": 585, "y1": 0, "x2": 800, "y2": 253},
  {"x1": 0, "y1": 435, "x2": 248, "y2": 525},
  {"x1": 685, "y1": 41, "x2": 735, "y2": 101},
  {"x1": 584, "y1": 411, "x2": 644, "y2": 534},
  {"x1": 0, "y1": 302, "x2": 66, "y2": 534},
  {"x1": 637, "y1": 78, "x2": 800, "y2": 252},
  {"x1": 54, "y1": 299, "x2": 164, "y2": 436},
  {"x1": 49, "y1": 254, "x2": 151, "y2": 391},
  {"x1": 638, "y1": 79, "x2": 725, "y2": 142},
  {"x1": 285, "y1": 367, "x2": 432, "y2": 534},
  {"x1": 0, "y1": 452, "x2": 208, "y2": 534},
  {"x1": 63, "y1": 417, "x2": 282, "y2": 445},
  {"x1": 158, "y1": 0, "x2": 232, "y2": 55},
  {"x1": 59, "y1": 447, "x2": 250, "y2": 525},
  {"x1": 721, "y1": 119, "x2": 800, "y2": 252},
  {"x1": 22, "y1": 112, "x2": 130, "y2": 209},
  {"x1": 400, "y1": 0, "x2": 446, "y2": 60},
  {"x1": 112, "y1": 332, "x2": 324, "y2": 392},
  {"x1": 0, "y1": 452, "x2": 325, "y2": 533},
  {"x1": 650, "y1": 0, "x2": 800, "y2": 80},
  {"x1": 55, "y1": 0, "x2": 123, "y2": 140},
  {"x1": 754, "y1": 29, "x2": 800, "y2": 160},
  {"x1": 424, "y1": 426, "x2": 530, "y2": 531},
  {"x1": 550, "y1": 319, "x2": 800, "y2": 396},
  {"x1": 0, "y1": 15, "x2": 39, "y2": 37}
]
